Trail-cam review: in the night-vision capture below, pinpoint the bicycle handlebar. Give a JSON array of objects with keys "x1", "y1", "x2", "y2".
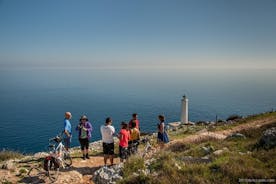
[{"x1": 48, "y1": 132, "x2": 64, "y2": 142}]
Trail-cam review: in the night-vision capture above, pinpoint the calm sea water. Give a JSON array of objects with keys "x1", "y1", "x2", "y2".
[{"x1": 0, "y1": 68, "x2": 275, "y2": 153}]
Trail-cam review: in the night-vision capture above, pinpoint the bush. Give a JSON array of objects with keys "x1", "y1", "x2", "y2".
[
  {"x1": 166, "y1": 142, "x2": 190, "y2": 152},
  {"x1": 226, "y1": 114, "x2": 242, "y2": 121},
  {"x1": 122, "y1": 155, "x2": 145, "y2": 177},
  {"x1": 0, "y1": 150, "x2": 23, "y2": 161}
]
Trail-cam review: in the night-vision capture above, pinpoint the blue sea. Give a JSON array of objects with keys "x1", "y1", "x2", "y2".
[{"x1": 0, "y1": 68, "x2": 275, "y2": 153}]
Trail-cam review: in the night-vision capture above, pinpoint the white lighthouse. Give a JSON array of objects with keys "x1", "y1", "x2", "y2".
[{"x1": 181, "y1": 95, "x2": 188, "y2": 124}]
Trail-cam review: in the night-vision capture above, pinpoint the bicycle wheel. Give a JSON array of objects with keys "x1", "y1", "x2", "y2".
[
  {"x1": 27, "y1": 166, "x2": 45, "y2": 183},
  {"x1": 142, "y1": 142, "x2": 151, "y2": 158},
  {"x1": 63, "y1": 152, "x2": 72, "y2": 166},
  {"x1": 45, "y1": 158, "x2": 59, "y2": 182}
]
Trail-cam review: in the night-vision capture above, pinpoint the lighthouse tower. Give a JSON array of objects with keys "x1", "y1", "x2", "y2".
[{"x1": 181, "y1": 95, "x2": 188, "y2": 124}]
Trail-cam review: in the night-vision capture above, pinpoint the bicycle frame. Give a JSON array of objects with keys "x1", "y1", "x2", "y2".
[{"x1": 47, "y1": 134, "x2": 70, "y2": 168}]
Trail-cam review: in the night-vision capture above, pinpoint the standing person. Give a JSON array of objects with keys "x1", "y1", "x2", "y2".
[
  {"x1": 64, "y1": 112, "x2": 72, "y2": 151},
  {"x1": 157, "y1": 115, "x2": 169, "y2": 148},
  {"x1": 128, "y1": 120, "x2": 140, "y2": 155},
  {"x1": 118, "y1": 122, "x2": 130, "y2": 163},
  {"x1": 76, "y1": 115, "x2": 93, "y2": 160},
  {"x1": 100, "y1": 117, "x2": 115, "y2": 166},
  {"x1": 128, "y1": 113, "x2": 140, "y2": 130}
]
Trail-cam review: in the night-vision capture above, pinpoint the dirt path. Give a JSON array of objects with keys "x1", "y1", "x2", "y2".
[
  {"x1": 55, "y1": 155, "x2": 120, "y2": 184},
  {"x1": 172, "y1": 116, "x2": 276, "y2": 144}
]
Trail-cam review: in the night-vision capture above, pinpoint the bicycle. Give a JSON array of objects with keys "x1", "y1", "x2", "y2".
[
  {"x1": 128, "y1": 140, "x2": 140, "y2": 156},
  {"x1": 129, "y1": 134, "x2": 156, "y2": 158},
  {"x1": 140, "y1": 137, "x2": 155, "y2": 158},
  {"x1": 27, "y1": 133, "x2": 72, "y2": 182}
]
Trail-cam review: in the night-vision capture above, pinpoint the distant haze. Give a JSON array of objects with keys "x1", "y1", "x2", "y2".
[{"x1": 0, "y1": 0, "x2": 276, "y2": 69}]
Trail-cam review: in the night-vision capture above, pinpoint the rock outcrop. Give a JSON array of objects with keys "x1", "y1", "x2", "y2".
[
  {"x1": 93, "y1": 164, "x2": 123, "y2": 184},
  {"x1": 258, "y1": 127, "x2": 276, "y2": 149}
]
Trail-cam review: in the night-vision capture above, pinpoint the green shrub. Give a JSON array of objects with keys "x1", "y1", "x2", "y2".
[
  {"x1": 118, "y1": 174, "x2": 152, "y2": 184},
  {"x1": 166, "y1": 142, "x2": 190, "y2": 152},
  {"x1": 226, "y1": 114, "x2": 242, "y2": 121},
  {"x1": 122, "y1": 155, "x2": 145, "y2": 177},
  {"x1": 1, "y1": 179, "x2": 13, "y2": 184}
]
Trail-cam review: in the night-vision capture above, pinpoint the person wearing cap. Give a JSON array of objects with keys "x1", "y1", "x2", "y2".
[
  {"x1": 76, "y1": 115, "x2": 93, "y2": 160},
  {"x1": 64, "y1": 112, "x2": 72, "y2": 151}
]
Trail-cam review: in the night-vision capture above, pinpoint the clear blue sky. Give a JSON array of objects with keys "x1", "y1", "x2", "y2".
[{"x1": 0, "y1": 0, "x2": 276, "y2": 69}]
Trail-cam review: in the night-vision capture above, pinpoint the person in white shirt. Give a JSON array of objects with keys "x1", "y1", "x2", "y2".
[{"x1": 100, "y1": 117, "x2": 115, "y2": 166}]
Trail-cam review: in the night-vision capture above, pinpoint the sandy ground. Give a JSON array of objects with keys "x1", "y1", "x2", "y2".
[{"x1": 67, "y1": 155, "x2": 120, "y2": 184}]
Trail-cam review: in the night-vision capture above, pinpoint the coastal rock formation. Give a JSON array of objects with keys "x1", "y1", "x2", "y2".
[
  {"x1": 93, "y1": 164, "x2": 123, "y2": 184},
  {"x1": 259, "y1": 127, "x2": 276, "y2": 149},
  {"x1": 201, "y1": 146, "x2": 214, "y2": 155},
  {"x1": 33, "y1": 152, "x2": 48, "y2": 159},
  {"x1": 181, "y1": 156, "x2": 212, "y2": 164},
  {"x1": 1, "y1": 160, "x2": 16, "y2": 170},
  {"x1": 226, "y1": 133, "x2": 246, "y2": 140},
  {"x1": 213, "y1": 147, "x2": 229, "y2": 156}
]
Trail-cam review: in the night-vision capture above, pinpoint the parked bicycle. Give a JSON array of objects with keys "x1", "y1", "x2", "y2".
[
  {"x1": 140, "y1": 136, "x2": 155, "y2": 158},
  {"x1": 128, "y1": 140, "x2": 139, "y2": 155},
  {"x1": 128, "y1": 134, "x2": 156, "y2": 158},
  {"x1": 27, "y1": 133, "x2": 72, "y2": 182}
]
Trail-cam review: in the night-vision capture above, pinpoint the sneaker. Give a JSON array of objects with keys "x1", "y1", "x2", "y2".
[{"x1": 86, "y1": 154, "x2": 90, "y2": 159}]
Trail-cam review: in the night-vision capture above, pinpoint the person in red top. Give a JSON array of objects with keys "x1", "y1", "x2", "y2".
[
  {"x1": 128, "y1": 113, "x2": 140, "y2": 130},
  {"x1": 118, "y1": 122, "x2": 130, "y2": 162}
]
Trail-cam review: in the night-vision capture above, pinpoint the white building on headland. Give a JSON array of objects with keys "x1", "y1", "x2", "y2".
[
  {"x1": 181, "y1": 95, "x2": 188, "y2": 124},
  {"x1": 168, "y1": 95, "x2": 194, "y2": 129}
]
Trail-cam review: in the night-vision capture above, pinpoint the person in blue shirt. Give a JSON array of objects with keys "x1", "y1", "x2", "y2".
[{"x1": 64, "y1": 112, "x2": 72, "y2": 151}]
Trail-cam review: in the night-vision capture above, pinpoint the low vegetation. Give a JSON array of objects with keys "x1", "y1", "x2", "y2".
[
  {"x1": 0, "y1": 150, "x2": 24, "y2": 162},
  {"x1": 1, "y1": 112, "x2": 275, "y2": 184},
  {"x1": 119, "y1": 112, "x2": 276, "y2": 184},
  {"x1": 226, "y1": 114, "x2": 242, "y2": 121}
]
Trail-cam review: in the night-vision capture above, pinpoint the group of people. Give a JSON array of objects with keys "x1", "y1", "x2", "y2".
[{"x1": 62, "y1": 112, "x2": 169, "y2": 165}]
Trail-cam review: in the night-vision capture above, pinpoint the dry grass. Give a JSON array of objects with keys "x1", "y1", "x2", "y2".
[
  {"x1": 119, "y1": 112, "x2": 276, "y2": 184},
  {"x1": 0, "y1": 150, "x2": 24, "y2": 162}
]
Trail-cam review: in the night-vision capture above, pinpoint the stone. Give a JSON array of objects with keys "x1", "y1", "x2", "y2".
[
  {"x1": 196, "y1": 121, "x2": 208, "y2": 125},
  {"x1": 213, "y1": 148, "x2": 229, "y2": 156},
  {"x1": 200, "y1": 156, "x2": 212, "y2": 163},
  {"x1": 226, "y1": 133, "x2": 246, "y2": 140},
  {"x1": 181, "y1": 156, "x2": 212, "y2": 164},
  {"x1": 201, "y1": 146, "x2": 214, "y2": 155},
  {"x1": 174, "y1": 163, "x2": 182, "y2": 170},
  {"x1": 93, "y1": 163, "x2": 124, "y2": 184},
  {"x1": 259, "y1": 127, "x2": 276, "y2": 149},
  {"x1": 213, "y1": 147, "x2": 229, "y2": 156},
  {"x1": 213, "y1": 150, "x2": 223, "y2": 155},
  {"x1": 222, "y1": 147, "x2": 229, "y2": 151},
  {"x1": 16, "y1": 168, "x2": 29, "y2": 176},
  {"x1": 145, "y1": 158, "x2": 156, "y2": 166},
  {"x1": 1, "y1": 160, "x2": 16, "y2": 170},
  {"x1": 57, "y1": 171, "x2": 83, "y2": 184},
  {"x1": 33, "y1": 152, "x2": 48, "y2": 159}
]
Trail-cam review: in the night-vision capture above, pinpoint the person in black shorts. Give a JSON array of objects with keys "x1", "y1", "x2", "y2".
[
  {"x1": 100, "y1": 117, "x2": 115, "y2": 166},
  {"x1": 76, "y1": 115, "x2": 93, "y2": 160}
]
